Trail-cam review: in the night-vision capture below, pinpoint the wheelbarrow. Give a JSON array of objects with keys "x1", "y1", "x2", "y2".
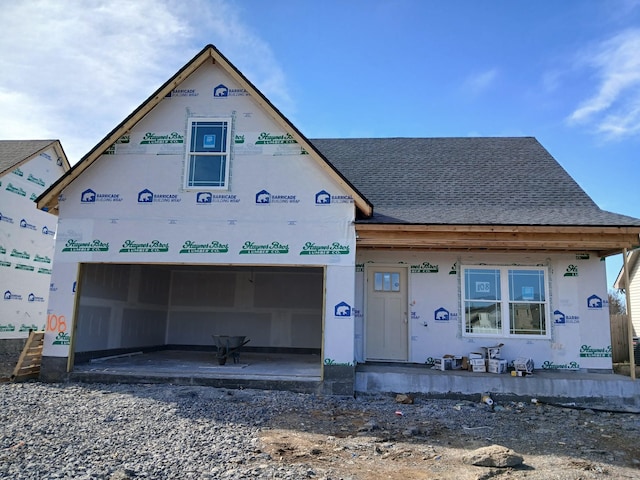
[{"x1": 212, "y1": 335, "x2": 250, "y2": 365}]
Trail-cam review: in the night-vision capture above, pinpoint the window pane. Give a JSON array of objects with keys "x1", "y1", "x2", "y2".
[
  {"x1": 465, "y1": 301, "x2": 502, "y2": 334},
  {"x1": 374, "y1": 273, "x2": 382, "y2": 291},
  {"x1": 191, "y1": 121, "x2": 228, "y2": 153},
  {"x1": 374, "y1": 272, "x2": 401, "y2": 292},
  {"x1": 509, "y1": 270, "x2": 545, "y2": 301},
  {"x1": 391, "y1": 273, "x2": 400, "y2": 291},
  {"x1": 188, "y1": 155, "x2": 226, "y2": 187},
  {"x1": 510, "y1": 303, "x2": 546, "y2": 335},
  {"x1": 465, "y1": 269, "x2": 500, "y2": 301}
]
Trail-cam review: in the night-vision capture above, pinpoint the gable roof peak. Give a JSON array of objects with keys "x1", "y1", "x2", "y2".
[{"x1": 36, "y1": 44, "x2": 372, "y2": 216}]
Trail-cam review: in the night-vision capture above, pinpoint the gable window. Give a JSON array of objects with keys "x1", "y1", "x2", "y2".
[
  {"x1": 461, "y1": 265, "x2": 550, "y2": 338},
  {"x1": 184, "y1": 117, "x2": 232, "y2": 189}
]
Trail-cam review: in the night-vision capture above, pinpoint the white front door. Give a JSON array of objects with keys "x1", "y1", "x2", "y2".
[{"x1": 365, "y1": 267, "x2": 408, "y2": 361}]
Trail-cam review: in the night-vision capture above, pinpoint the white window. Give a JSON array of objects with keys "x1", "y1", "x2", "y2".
[
  {"x1": 374, "y1": 272, "x2": 401, "y2": 292},
  {"x1": 461, "y1": 265, "x2": 550, "y2": 338},
  {"x1": 184, "y1": 117, "x2": 232, "y2": 189}
]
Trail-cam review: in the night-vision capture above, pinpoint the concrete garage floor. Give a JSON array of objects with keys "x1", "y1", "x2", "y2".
[{"x1": 71, "y1": 350, "x2": 324, "y2": 392}]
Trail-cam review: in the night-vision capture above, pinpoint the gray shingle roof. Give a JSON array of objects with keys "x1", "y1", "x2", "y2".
[
  {"x1": 310, "y1": 137, "x2": 640, "y2": 226},
  {"x1": 0, "y1": 140, "x2": 57, "y2": 175}
]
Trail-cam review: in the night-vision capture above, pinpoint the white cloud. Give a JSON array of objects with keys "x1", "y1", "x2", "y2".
[
  {"x1": 567, "y1": 29, "x2": 640, "y2": 139},
  {"x1": 462, "y1": 69, "x2": 499, "y2": 95},
  {"x1": 0, "y1": 0, "x2": 291, "y2": 163}
]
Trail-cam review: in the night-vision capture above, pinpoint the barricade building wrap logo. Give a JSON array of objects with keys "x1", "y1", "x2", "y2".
[
  {"x1": 166, "y1": 88, "x2": 199, "y2": 97},
  {"x1": 334, "y1": 301, "x2": 352, "y2": 317},
  {"x1": 239, "y1": 241, "x2": 289, "y2": 255},
  {"x1": 196, "y1": 192, "x2": 240, "y2": 204},
  {"x1": 61, "y1": 239, "x2": 110, "y2": 252},
  {"x1": 138, "y1": 189, "x2": 181, "y2": 203},
  {"x1": 42, "y1": 225, "x2": 55, "y2": 236},
  {"x1": 411, "y1": 262, "x2": 439, "y2": 273},
  {"x1": 299, "y1": 242, "x2": 350, "y2": 255},
  {"x1": 213, "y1": 84, "x2": 249, "y2": 97},
  {"x1": 81, "y1": 188, "x2": 122, "y2": 203},
  {"x1": 179, "y1": 240, "x2": 229, "y2": 254},
  {"x1": 119, "y1": 240, "x2": 169, "y2": 253},
  {"x1": 553, "y1": 310, "x2": 579, "y2": 324},
  {"x1": 28, "y1": 293, "x2": 45, "y2": 302},
  {"x1": 255, "y1": 189, "x2": 299, "y2": 205},
  {"x1": 580, "y1": 345, "x2": 612, "y2": 358},
  {"x1": 0, "y1": 212, "x2": 14, "y2": 224},
  {"x1": 587, "y1": 294, "x2": 604, "y2": 309},
  {"x1": 20, "y1": 219, "x2": 36, "y2": 231},
  {"x1": 434, "y1": 307, "x2": 450, "y2": 321},
  {"x1": 4, "y1": 290, "x2": 22, "y2": 301},
  {"x1": 315, "y1": 190, "x2": 354, "y2": 205}
]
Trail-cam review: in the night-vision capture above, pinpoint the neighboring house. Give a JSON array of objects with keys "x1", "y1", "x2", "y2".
[
  {"x1": 0, "y1": 140, "x2": 70, "y2": 338},
  {"x1": 36, "y1": 45, "x2": 640, "y2": 394},
  {"x1": 614, "y1": 250, "x2": 640, "y2": 338}
]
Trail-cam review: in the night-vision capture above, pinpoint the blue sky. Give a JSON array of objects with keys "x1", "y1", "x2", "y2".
[{"x1": 1, "y1": 0, "x2": 639, "y2": 288}]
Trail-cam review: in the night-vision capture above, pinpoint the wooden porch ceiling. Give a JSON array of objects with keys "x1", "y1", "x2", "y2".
[{"x1": 355, "y1": 224, "x2": 640, "y2": 257}]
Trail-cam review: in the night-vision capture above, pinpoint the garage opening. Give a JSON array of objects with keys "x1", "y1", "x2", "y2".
[{"x1": 71, "y1": 263, "x2": 324, "y2": 380}]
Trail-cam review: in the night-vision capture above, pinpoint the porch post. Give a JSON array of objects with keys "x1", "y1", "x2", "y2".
[{"x1": 622, "y1": 248, "x2": 636, "y2": 380}]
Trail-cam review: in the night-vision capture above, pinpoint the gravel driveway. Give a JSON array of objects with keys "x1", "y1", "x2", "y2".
[{"x1": 1, "y1": 382, "x2": 639, "y2": 479}]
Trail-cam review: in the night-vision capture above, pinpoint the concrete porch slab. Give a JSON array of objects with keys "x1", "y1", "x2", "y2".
[{"x1": 355, "y1": 363, "x2": 640, "y2": 408}]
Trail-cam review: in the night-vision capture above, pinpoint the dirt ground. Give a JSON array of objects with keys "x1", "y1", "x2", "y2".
[{"x1": 259, "y1": 394, "x2": 640, "y2": 480}]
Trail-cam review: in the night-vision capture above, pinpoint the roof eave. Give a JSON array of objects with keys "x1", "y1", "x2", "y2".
[{"x1": 355, "y1": 223, "x2": 640, "y2": 257}]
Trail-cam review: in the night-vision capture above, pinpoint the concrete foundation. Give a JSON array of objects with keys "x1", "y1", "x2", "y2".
[
  {"x1": 39, "y1": 356, "x2": 69, "y2": 382},
  {"x1": 355, "y1": 363, "x2": 640, "y2": 408},
  {"x1": 32, "y1": 352, "x2": 640, "y2": 409},
  {"x1": 323, "y1": 364, "x2": 355, "y2": 396}
]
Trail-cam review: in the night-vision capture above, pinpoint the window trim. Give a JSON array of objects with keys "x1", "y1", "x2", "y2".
[
  {"x1": 461, "y1": 264, "x2": 551, "y2": 339},
  {"x1": 183, "y1": 117, "x2": 232, "y2": 190}
]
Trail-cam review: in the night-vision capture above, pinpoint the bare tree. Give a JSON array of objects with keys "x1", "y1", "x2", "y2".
[{"x1": 609, "y1": 289, "x2": 626, "y2": 315}]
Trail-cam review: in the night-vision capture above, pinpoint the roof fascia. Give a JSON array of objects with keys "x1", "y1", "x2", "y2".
[
  {"x1": 37, "y1": 47, "x2": 214, "y2": 213},
  {"x1": 355, "y1": 223, "x2": 640, "y2": 257},
  {"x1": 209, "y1": 46, "x2": 372, "y2": 216},
  {"x1": 37, "y1": 45, "x2": 373, "y2": 217}
]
